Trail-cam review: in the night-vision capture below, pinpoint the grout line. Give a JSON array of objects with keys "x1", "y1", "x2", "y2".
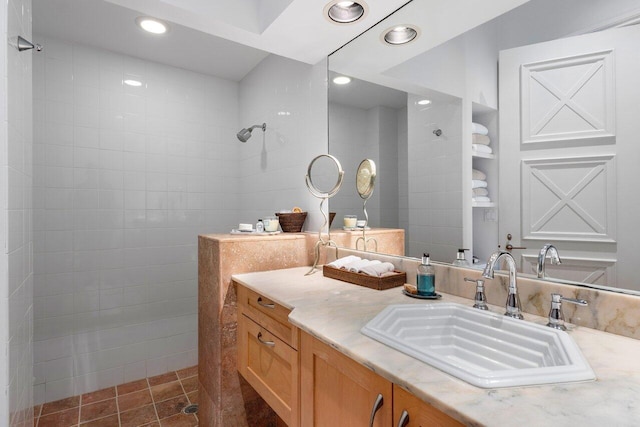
[
  {"x1": 147, "y1": 376, "x2": 162, "y2": 425},
  {"x1": 114, "y1": 387, "x2": 122, "y2": 427}
]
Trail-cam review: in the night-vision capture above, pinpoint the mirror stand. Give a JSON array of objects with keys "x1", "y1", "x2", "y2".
[
  {"x1": 355, "y1": 198, "x2": 377, "y2": 252},
  {"x1": 304, "y1": 154, "x2": 345, "y2": 275}
]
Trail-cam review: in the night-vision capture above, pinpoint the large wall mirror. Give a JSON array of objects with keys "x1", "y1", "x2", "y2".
[{"x1": 328, "y1": 0, "x2": 640, "y2": 293}]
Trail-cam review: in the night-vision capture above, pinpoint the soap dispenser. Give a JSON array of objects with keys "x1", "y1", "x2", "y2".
[
  {"x1": 416, "y1": 253, "x2": 436, "y2": 296},
  {"x1": 452, "y1": 249, "x2": 470, "y2": 267}
]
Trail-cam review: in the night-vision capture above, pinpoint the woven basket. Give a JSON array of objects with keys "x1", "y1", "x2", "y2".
[{"x1": 276, "y1": 212, "x2": 308, "y2": 233}]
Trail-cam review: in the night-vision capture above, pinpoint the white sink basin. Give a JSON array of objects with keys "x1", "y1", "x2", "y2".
[{"x1": 361, "y1": 303, "x2": 595, "y2": 388}]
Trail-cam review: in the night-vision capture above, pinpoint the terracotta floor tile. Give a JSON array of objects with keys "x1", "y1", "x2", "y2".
[
  {"x1": 41, "y1": 396, "x2": 81, "y2": 415},
  {"x1": 37, "y1": 407, "x2": 80, "y2": 427},
  {"x1": 148, "y1": 372, "x2": 178, "y2": 386},
  {"x1": 186, "y1": 391, "x2": 198, "y2": 405},
  {"x1": 159, "y1": 413, "x2": 197, "y2": 427},
  {"x1": 176, "y1": 366, "x2": 197, "y2": 380},
  {"x1": 117, "y1": 378, "x2": 149, "y2": 396},
  {"x1": 155, "y1": 395, "x2": 189, "y2": 420},
  {"x1": 120, "y1": 404, "x2": 158, "y2": 427},
  {"x1": 118, "y1": 388, "x2": 153, "y2": 412},
  {"x1": 82, "y1": 387, "x2": 116, "y2": 405},
  {"x1": 139, "y1": 423, "x2": 160, "y2": 427},
  {"x1": 80, "y1": 399, "x2": 117, "y2": 423},
  {"x1": 33, "y1": 405, "x2": 42, "y2": 418},
  {"x1": 150, "y1": 381, "x2": 184, "y2": 402},
  {"x1": 180, "y1": 376, "x2": 197, "y2": 394},
  {"x1": 79, "y1": 414, "x2": 120, "y2": 427}
]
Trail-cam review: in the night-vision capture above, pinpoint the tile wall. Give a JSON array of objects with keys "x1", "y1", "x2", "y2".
[
  {"x1": 238, "y1": 55, "x2": 328, "y2": 232},
  {"x1": 407, "y1": 94, "x2": 463, "y2": 260},
  {"x1": 2, "y1": 0, "x2": 35, "y2": 425},
  {"x1": 32, "y1": 35, "x2": 240, "y2": 404}
]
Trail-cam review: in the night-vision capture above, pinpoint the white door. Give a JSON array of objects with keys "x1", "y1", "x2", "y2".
[{"x1": 499, "y1": 25, "x2": 640, "y2": 289}]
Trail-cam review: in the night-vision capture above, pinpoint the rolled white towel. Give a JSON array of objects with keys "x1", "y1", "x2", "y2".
[
  {"x1": 473, "y1": 196, "x2": 492, "y2": 203},
  {"x1": 360, "y1": 262, "x2": 396, "y2": 277},
  {"x1": 327, "y1": 255, "x2": 361, "y2": 269},
  {"x1": 472, "y1": 122, "x2": 489, "y2": 135},
  {"x1": 472, "y1": 144, "x2": 493, "y2": 154},
  {"x1": 473, "y1": 188, "x2": 489, "y2": 197},
  {"x1": 346, "y1": 259, "x2": 381, "y2": 272},
  {"x1": 472, "y1": 134, "x2": 491, "y2": 145},
  {"x1": 472, "y1": 169, "x2": 486, "y2": 180},
  {"x1": 472, "y1": 179, "x2": 488, "y2": 189}
]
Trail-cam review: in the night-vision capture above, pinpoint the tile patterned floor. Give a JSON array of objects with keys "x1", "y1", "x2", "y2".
[{"x1": 33, "y1": 366, "x2": 199, "y2": 427}]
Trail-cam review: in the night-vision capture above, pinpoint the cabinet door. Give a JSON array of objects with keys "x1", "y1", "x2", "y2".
[
  {"x1": 238, "y1": 314, "x2": 299, "y2": 426},
  {"x1": 393, "y1": 385, "x2": 463, "y2": 427},
  {"x1": 300, "y1": 332, "x2": 392, "y2": 427}
]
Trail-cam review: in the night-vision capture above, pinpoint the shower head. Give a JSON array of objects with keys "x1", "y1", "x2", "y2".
[{"x1": 237, "y1": 123, "x2": 266, "y2": 142}]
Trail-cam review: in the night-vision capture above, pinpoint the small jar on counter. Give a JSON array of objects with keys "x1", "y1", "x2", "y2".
[
  {"x1": 344, "y1": 215, "x2": 357, "y2": 228},
  {"x1": 263, "y1": 216, "x2": 279, "y2": 232}
]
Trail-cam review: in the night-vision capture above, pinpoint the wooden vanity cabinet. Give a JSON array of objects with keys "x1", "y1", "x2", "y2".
[
  {"x1": 237, "y1": 284, "x2": 462, "y2": 427},
  {"x1": 237, "y1": 284, "x2": 299, "y2": 426},
  {"x1": 300, "y1": 331, "x2": 393, "y2": 427},
  {"x1": 393, "y1": 385, "x2": 463, "y2": 427}
]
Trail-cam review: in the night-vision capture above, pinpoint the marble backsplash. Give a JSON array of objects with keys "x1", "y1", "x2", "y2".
[{"x1": 329, "y1": 247, "x2": 640, "y2": 340}]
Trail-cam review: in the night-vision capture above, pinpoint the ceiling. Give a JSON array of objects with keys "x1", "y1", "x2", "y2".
[{"x1": 33, "y1": 0, "x2": 410, "y2": 81}]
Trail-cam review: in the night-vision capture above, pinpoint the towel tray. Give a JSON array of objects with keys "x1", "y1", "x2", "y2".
[{"x1": 322, "y1": 265, "x2": 406, "y2": 291}]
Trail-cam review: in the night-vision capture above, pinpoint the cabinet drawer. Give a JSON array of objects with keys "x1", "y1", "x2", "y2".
[
  {"x1": 393, "y1": 385, "x2": 463, "y2": 427},
  {"x1": 238, "y1": 314, "x2": 299, "y2": 426},
  {"x1": 237, "y1": 284, "x2": 297, "y2": 349}
]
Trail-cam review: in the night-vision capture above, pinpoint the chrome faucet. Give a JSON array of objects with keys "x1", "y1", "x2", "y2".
[
  {"x1": 482, "y1": 251, "x2": 523, "y2": 319},
  {"x1": 537, "y1": 244, "x2": 562, "y2": 278}
]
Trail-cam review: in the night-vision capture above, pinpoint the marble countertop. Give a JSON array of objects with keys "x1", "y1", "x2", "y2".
[{"x1": 232, "y1": 266, "x2": 640, "y2": 426}]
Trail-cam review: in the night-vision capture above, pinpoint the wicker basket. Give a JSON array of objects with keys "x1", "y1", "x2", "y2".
[{"x1": 276, "y1": 212, "x2": 308, "y2": 232}]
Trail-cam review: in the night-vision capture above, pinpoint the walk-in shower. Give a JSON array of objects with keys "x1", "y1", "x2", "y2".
[{"x1": 237, "y1": 123, "x2": 266, "y2": 142}]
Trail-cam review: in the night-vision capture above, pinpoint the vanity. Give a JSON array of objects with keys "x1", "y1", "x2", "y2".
[{"x1": 232, "y1": 264, "x2": 640, "y2": 426}]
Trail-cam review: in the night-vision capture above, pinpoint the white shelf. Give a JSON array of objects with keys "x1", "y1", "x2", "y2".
[
  {"x1": 472, "y1": 201, "x2": 496, "y2": 208},
  {"x1": 472, "y1": 151, "x2": 495, "y2": 159}
]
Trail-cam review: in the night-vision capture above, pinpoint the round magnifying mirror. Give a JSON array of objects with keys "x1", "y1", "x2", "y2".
[
  {"x1": 306, "y1": 154, "x2": 345, "y2": 198},
  {"x1": 356, "y1": 159, "x2": 376, "y2": 199}
]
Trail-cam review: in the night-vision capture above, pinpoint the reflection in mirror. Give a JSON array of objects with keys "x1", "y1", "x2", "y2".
[
  {"x1": 328, "y1": 0, "x2": 640, "y2": 293},
  {"x1": 355, "y1": 159, "x2": 378, "y2": 252}
]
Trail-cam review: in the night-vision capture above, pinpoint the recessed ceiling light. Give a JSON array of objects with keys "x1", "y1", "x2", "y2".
[
  {"x1": 333, "y1": 76, "x2": 351, "y2": 85},
  {"x1": 417, "y1": 99, "x2": 431, "y2": 105},
  {"x1": 136, "y1": 17, "x2": 169, "y2": 34},
  {"x1": 124, "y1": 79, "x2": 142, "y2": 87},
  {"x1": 325, "y1": 1, "x2": 367, "y2": 24},
  {"x1": 383, "y1": 25, "x2": 419, "y2": 45}
]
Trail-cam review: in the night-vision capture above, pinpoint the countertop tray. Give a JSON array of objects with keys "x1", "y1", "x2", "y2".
[{"x1": 322, "y1": 265, "x2": 406, "y2": 291}]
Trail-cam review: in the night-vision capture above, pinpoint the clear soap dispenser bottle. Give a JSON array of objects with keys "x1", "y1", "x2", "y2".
[
  {"x1": 416, "y1": 253, "x2": 436, "y2": 296},
  {"x1": 453, "y1": 249, "x2": 470, "y2": 267}
]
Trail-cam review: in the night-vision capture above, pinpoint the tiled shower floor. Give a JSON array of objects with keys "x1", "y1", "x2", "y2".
[{"x1": 33, "y1": 366, "x2": 199, "y2": 427}]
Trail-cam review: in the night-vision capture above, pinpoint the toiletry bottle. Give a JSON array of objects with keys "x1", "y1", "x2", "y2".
[
  {"x1": 256, "y1": 219, "x2": 264, "y2": 233},
  {"x1": 417, "y1": 253, "x2": 436, "y2": 296},
  {"x1": 453, "y1": 249, "x2": 470, "y2": 267}
]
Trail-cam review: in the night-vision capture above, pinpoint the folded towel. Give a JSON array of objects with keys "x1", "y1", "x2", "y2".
[
  {"x1": 327, "y1": 255, "x2": 361, "y2": 269},
  {"x1": 472, "y1": 144, "x2": 493, "y2": 154},
  {"x1": 473, "y1": 188, "x2": 489, "y2": 197},
  {"x1": 472, "y1": 134, "x2": 491, "y2": 145},
  {"x1": 472, "y1": 122, "x2": 489, "y2": 135},
  {"x1": 345, "y1": 259, "x2": 381, "y2": 272},
  {"x1": 360, "y1": 262, "x2": 396, "y2": 277},
  {"x1": 472, "y1": 169, "x2": 486, "y2": 181},
  {"x1": 472, "y1": 179, "x2": 488, "y2": 189},
  {"x1": 473, "y1": 196, "x2": 492, "y2": 203}
]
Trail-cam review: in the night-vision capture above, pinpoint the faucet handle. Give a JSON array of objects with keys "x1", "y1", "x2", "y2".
[
  {"x1": 547, "y1": 293, "x2": 588, "y2": 330},
  {"x1": 464, "y1": 278, "x2": 488, "y2": 310}
]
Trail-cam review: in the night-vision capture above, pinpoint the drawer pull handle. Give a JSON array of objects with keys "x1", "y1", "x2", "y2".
[
  {"x1": 257, "y1": 332, "x2": 275, "y2": 347},
  {"x1": 369, "y1": 393, "x2": 384, "y2": 427},
  {"x1": 257, "y1": 297, "x2": 275, "y2": 309},
  {"x1": 397, "y1": 410, "x2": 410, "y2": 427}
]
